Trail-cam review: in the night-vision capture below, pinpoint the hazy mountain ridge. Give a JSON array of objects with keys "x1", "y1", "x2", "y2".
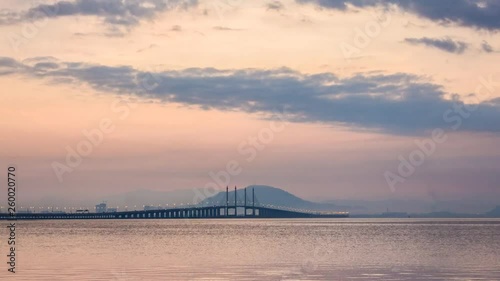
[
  {"x1": 19, "y1": 185, "x2": 350, "y2": 211},
  {"x1": 199, "y1": 185, "x2": 353, "y2": 211},
  {"x1": 16, "y1": 185, "x2": 500, "y2": 216},
  {"x1": 486, "y1": 206, "x2": 500, "y2": 217},
  {"x1": 322, "y1": 198, "x2": 500, "y2": 214}
]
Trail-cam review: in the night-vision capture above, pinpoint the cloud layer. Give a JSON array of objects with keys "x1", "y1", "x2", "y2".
[
  {"x1": 404, "y1": 37, "x2": 468, "y2": 54},
  {"x1": 481, "y1": 41, "x2": 495, "y2": 53},
  {"x1": 1, "y1": 56, "x2": 499, "y2": 135},
  {"x1": 0, "y1": 0, "x2": 197, "y2": 35},
  {"x1": 296, "y1": 0, "x2": 500, "y2": 30}
]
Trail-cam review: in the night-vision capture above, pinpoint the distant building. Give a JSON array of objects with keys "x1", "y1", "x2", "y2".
[{"x1": 95, "y1": 203, "x2": 107, "y2": 213}]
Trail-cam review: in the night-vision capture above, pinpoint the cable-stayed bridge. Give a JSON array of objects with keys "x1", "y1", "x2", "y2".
[{"x1": 0, "y1": 187, "x2": 349, "y2": 220}]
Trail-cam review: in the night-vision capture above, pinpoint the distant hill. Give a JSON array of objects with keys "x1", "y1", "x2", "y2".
[
  {"x1": 19, "y1": 185, "x2": 500, "y2": 216},
  {"x1": 321, "y1": 198, "x2": 500, "y2": 214},
  {"x1": 486, "y1": 206, "x2": 500, "y2": 217},
  {"x1": 199, "y1": 185, "x2": 351, "y2": 211},
  {"x1": 20, "y1": 185, "x2": 352, "y2": 211}
]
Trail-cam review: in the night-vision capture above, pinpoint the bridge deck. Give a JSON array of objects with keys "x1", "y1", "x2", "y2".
[{"x1": 0, "y1": 206, "x2": 349, "y2": 220}]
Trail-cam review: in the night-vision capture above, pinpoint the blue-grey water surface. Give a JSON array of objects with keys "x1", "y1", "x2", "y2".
[{"x1": 2, "y1": 218, "x2": 500, "y2": 280}]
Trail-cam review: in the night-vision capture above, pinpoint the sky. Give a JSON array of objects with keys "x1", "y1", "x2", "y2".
[{"x1": 0, "y1": 0, "x2": 499, "y2": 205}]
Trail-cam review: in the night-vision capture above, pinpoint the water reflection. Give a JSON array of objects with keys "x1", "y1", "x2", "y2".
[{"x1": 2, "y1": 219, "x2": 499, "y2": 280}]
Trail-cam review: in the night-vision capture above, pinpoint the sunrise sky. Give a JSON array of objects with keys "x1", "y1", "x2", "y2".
[{"x1": 1, "y1": 0, "x2": 499, "y2": 203}]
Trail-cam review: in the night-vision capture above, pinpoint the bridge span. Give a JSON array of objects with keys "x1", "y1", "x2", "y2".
[
  {"x1": 0, "y1": 186, "x2": 349, "y2": 220},
  {"x1": 0, "y1": 205, "x2": 349, "y2": 220}
]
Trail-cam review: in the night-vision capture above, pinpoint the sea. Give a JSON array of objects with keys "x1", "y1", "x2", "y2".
[{"x1": 1, "y1": 218, "x2": 500, "y2": 280}]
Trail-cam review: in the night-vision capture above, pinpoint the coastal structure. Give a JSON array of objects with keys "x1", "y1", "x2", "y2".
[{"x1": 0, "y1": 187, "x2": 349, "y2": 220}]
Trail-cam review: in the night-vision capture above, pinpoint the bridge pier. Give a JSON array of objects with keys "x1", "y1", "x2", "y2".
[
  {"x1": 244, "y1": 188, "x2": 247, "y2": 217},
  {"x1": 226, "y1": 186, "x2": 229, "y2": 217}
]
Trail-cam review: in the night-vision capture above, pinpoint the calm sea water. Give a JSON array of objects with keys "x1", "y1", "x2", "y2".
[{"x1": 2, "y1": 218, "x2": 500, "y2": 280}]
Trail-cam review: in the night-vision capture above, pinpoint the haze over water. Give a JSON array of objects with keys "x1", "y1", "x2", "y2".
[{"x1": 3, "y1": 218, "x2": 499, "y2": 280}]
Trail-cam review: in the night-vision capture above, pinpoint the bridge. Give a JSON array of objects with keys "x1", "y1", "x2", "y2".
[{"x1": 0, "y1": 187, "x2": 349, "y2": 220}]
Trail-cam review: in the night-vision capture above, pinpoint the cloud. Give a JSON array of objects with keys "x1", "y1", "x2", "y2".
[
  {"x1": 296, "y1": 0, "x2": 500, "y2": 30},
  {"x1": 266, "y1": 1, "x2": 285, "y2": 11},
  {"x1": 0, "y1": 0, "x2": 198, "y2": 35},
  {"x1": 213, "y1": 26, "x2": 242, "y2": 31},
  {"x1": 0, "y1": 57, "x2": 24, "y2": 75},
  {"x1": 481, "y1": 40, "x2": 494, "y2": 53},
  {"x1": 404, "y1": 37, "x2": 468, "y2": 54},
  {"x1": 2, "y1": 56, "x2": 500, "y2": 135},
  {"x1": 136, "y1": 44, "x2": 159, "y2": 53},
  {"x1": 171, "y1": 25, "x2": 182, "y2": 32}
]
